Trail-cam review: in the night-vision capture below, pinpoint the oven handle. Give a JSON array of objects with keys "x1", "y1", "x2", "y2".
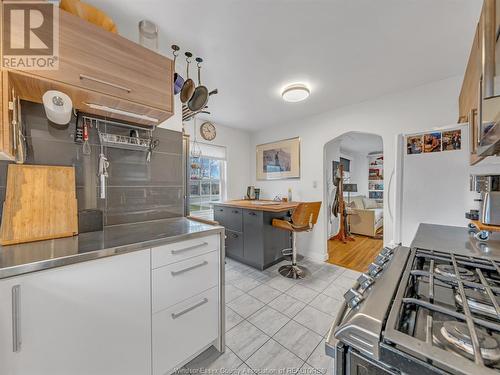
[{"x1": 325, "y1": 281, "x2": 358, "y2": 358}]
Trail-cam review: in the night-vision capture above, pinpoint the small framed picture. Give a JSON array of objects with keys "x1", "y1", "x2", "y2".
[
  {"x1": 442, "y1": 129, "x2": 461, "y2": 151},
  {"x1": 423, "y1": 132, "x2": 442, "y2": 153},
  {"x1": 407, "y1": 135, "x2": 423, "y2": 154}
]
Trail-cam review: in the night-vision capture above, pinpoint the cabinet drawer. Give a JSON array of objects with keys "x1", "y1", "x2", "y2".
[
  {"x1": 152, "y1": 251, "x2": 219, "y2": 313},
  {"x1": 243, "y1": 209, "x2": 263, "y2": 224},
  {"x1": 213, "y1": 205, "x2": 226, "y2": 224},
  {"x1": 26, "y1": 11, "x2": 173, "y2": 113},
  {"x1": 225, "y1": 208, "x2": 243, "y2": 232},
  {"x1": 225, "y1": 230, "x2": 244, "y2": 258},
  {"x1": 153, "y1": 287, "x2": 219, "y2": 375},
  {"x1": 152, "y1": 234, "x2": 219, "y2": 269}
]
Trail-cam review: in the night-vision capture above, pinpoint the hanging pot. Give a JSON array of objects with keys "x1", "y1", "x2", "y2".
[
  {"x1": 172, "y1": 45, "x2": 184, "y2": 95},
  {"x1": 188, "y1": 58, "x2": 218, "y2": 112},
  {"x1": 180, "y1": 52, "x2": 196, "y2": 103}
]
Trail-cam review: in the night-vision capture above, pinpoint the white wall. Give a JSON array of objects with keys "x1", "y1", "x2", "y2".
[
  {"x1": 184, "y1": 119, "x2": 251, "y2": 200},
  {"x1": 159, "y1": 95, "x2": 252, "y2": 201},
  {"x1": 250, "y1": 76, "x2": 463, "y2": 262}
]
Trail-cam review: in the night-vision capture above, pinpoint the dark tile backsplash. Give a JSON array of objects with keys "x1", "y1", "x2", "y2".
[{"x1": 0, "y1": 101, "x2": 185, "y2": 226}]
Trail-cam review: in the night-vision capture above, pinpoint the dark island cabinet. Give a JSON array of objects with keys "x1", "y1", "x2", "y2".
[{"x1": 213, "y1": 204, "x2": 291, "y2": 270}]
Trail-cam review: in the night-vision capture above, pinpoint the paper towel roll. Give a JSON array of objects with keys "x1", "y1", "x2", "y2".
[{"x1": 42, "y1": 90, "x2": 73, "y2": 125}]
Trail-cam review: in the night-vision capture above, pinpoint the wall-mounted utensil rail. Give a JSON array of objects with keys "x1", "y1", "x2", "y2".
[{"x1": 81, "y1": 115, "x2": 158, "y2": 152}]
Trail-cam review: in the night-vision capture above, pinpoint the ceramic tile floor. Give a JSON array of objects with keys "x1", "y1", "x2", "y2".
[{"x1": 181, "y1": 257, "x2": 361, "y2": 375}]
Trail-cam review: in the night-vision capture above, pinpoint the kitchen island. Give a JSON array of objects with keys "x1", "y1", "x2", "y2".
[
  {"x1": 0, "y1": 217, "x2": 225, "y2": 375},
  {"x1": 213, "y1": 200, "x2": 298, "y2": 270}
]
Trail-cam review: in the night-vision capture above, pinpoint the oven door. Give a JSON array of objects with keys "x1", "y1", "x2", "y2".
[{"x1": 347, "y1": 350, "x2": 397, "y2": 375}]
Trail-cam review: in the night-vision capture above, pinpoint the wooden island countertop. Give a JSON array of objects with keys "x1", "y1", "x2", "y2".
[{"x1": 214, "y1": 200, "x2": 299, "y2": 212}]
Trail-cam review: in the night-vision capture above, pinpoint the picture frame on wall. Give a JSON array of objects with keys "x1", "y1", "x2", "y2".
[{"x1": 256, "y1": 137, "x2": 300, "y2": 180}]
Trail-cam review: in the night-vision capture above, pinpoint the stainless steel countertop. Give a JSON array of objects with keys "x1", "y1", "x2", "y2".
[
  {"x1": 0, "y1": 217, "x2": 224, "y2": 279},
  {"x1": 411, "y1": 223, "x2": 500, "y2": 259}
]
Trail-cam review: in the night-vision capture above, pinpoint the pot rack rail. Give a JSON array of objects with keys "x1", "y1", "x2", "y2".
[{"x1": 182, "y1": 104, "x2": 211, "y2": 122}]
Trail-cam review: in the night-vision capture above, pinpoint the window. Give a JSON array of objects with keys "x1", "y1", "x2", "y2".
[{"x1": 189, "y1": 153, "x2": 226, "y2": 220}]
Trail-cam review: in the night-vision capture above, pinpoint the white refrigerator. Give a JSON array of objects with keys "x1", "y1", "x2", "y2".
[{"x1": 394, "y1": 123, "x2": 472, "y2": 246}]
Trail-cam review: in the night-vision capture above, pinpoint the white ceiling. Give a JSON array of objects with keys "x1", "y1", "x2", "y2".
[
  {"x1": 87, "y1": 0, "x2": 482, "y2": 131},
  {"x1": 339, "y1": 132, "x2": 383, "y2": 155}
]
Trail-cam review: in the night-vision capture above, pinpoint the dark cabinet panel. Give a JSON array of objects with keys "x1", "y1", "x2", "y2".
[
  {"x1": 243, "y1": 209, "x2": 264, "y2": 267},
  {"x1": 213, "y1": 205, "x2": 226, "y2": 224},
  {"x1": 263, "y1": 211, "x2": 291, "y2": 266},
  {"x1": 225, "y1": 230, "x2": 244, "y2": 258},
  {"x1": 225, "y1": 208, "x2": 243, "y2": 232},
  {"x1": 213, "y1": 204, "x2": 290, "y2": 270}
]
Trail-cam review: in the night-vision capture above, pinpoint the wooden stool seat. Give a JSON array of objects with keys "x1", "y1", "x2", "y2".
[{"x1": 271, "y1": 202, "x2": 321, "y2": 279}]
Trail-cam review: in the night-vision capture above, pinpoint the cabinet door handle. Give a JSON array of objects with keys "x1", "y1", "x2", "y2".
[
  {"x1": 171, "y1": 298, "x2": 208, "y2": 319},
  {"x1": 12, "y1": 285, "x2": 21, "y2": 353},
  {"x1": 232, "y1": 210, "x2": 239, "y2": 214},
  {"x1": 80, "y1": 74, "x2": 132, "y2": 93},
  {"x1": 248, "y1": 212, "x2": 257, "y2": 216},
  {"x1": 171, "y1": 242, "x2": 208, "y2": 255},
  {"x1": 170, "y1": 260, "x2": 208, "y2": 276}
]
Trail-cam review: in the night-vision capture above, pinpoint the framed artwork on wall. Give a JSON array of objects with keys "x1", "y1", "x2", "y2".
[{"x1": 256, "y1": 137, "x2": 300, "y2": 180}]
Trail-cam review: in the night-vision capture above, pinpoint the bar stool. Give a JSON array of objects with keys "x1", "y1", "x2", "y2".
[{"x1": 272, "y1": 202, "x2": 322, "y2": 279}]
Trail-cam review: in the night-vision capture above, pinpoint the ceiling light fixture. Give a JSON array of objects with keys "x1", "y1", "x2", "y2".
[{"x1": 281, "y1": 84, "x2": 310, "y2": 102}]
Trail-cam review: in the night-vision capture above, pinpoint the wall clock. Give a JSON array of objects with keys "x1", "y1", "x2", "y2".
[{"x1": 200, "y1": 121, "x2": 217, "y2": 141}]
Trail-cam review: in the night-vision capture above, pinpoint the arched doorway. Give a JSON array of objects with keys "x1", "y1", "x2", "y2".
[{"x1": 323, "y1": 132, "x2": 384, "y2": 272}]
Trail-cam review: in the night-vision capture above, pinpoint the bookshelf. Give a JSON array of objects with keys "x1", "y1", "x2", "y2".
[{"x1": 368, "y1": 153, "x2": 383, "y2": 202}]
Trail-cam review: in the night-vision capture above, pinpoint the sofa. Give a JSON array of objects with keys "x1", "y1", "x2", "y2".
[{"x1": 345, "y1": 195, "x2": 383, "y2": 238}]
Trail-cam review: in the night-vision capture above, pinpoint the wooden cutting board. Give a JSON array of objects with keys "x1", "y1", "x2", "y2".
[{"x1": 0, "y1": 165, "x2": 78, "y2": 245}]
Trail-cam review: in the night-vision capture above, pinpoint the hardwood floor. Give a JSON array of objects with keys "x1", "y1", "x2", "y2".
[{"x1": 327, "y1": 235, "x2": 383, "y2": 272}]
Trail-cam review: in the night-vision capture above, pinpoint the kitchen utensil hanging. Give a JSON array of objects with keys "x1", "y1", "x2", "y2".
[
  {"x1": 172, "y1": 45, "x2": 184, "y2": 95},
  {"x1": 190, "y1": 117, "x2": 202, "y2": 159},
  {"x1": 188, "y1": 58, "x2": 218, "y2": 112},
  {"x1": 82, "y1": 117, "x2": 91, "y2": 155},
  {"x1": 180, "y1": 52, "x2": 196, "y2": 103},
  {"x1": 12, "y1": 92, "x2": 26, "y2": 164}
]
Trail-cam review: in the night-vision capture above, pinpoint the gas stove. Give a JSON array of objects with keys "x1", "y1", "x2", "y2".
[
  {"x1": 326, "y1": 242, "x2": 500, "y2": 375},
  {"x1": 382, "y1": 248, "x2": 500, "y2": 375}
]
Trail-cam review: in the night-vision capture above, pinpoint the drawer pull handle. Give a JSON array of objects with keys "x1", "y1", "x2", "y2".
[
  {"x1": 171, "y1": 298, "x2": 208, "y2": 319},
  {"x1": 171, "y1": 242, "x2": 208, "y2": 255},
  {"x1": 249, "y1": 212, "x2": 257, "y2": 216},
  {"x1": 171, "y1": 260, "x2": 208, "y2": 276},
  {"x1": 12, "y1": 285, "x2": 21, "y2": 353},
  {"x1": 80, "y1": 74, "x2": 132, "y2": 93}
]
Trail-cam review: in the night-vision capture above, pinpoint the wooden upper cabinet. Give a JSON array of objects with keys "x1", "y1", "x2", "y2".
[
  {"x1": 459, "y1": 21, "x2": 482, "y2": 124},
  {"x1": 458, "y1": 0, "x2": 494, "y2": 165},
  {"x1": 21, "y1": 9, "x2": 174, "y2": 124}
]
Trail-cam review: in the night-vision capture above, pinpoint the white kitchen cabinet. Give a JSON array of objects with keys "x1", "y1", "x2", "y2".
[
  {"x1": 151, "y1": 233, "x2": 224, "y2": 375},
  {"x1": 153, "y1": 287, "x2": 219, "y2": 375},
  {"x1": 152, "y1": 250, "x2": 219, "y2": 313},
  {"x1": 0, "y1": 249, "x2": 152, "y2": 375}
]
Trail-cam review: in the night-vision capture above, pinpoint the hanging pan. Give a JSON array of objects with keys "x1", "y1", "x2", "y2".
[
  {"x1": 180, "y1": 52, "x2": 196, "y2": 103},
  {"x1": 188, "y1": 57, "x2": 218, "y2": 112},
  {"x1": 172, "y1": 45, "x2": 184, "y2": 95}
]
